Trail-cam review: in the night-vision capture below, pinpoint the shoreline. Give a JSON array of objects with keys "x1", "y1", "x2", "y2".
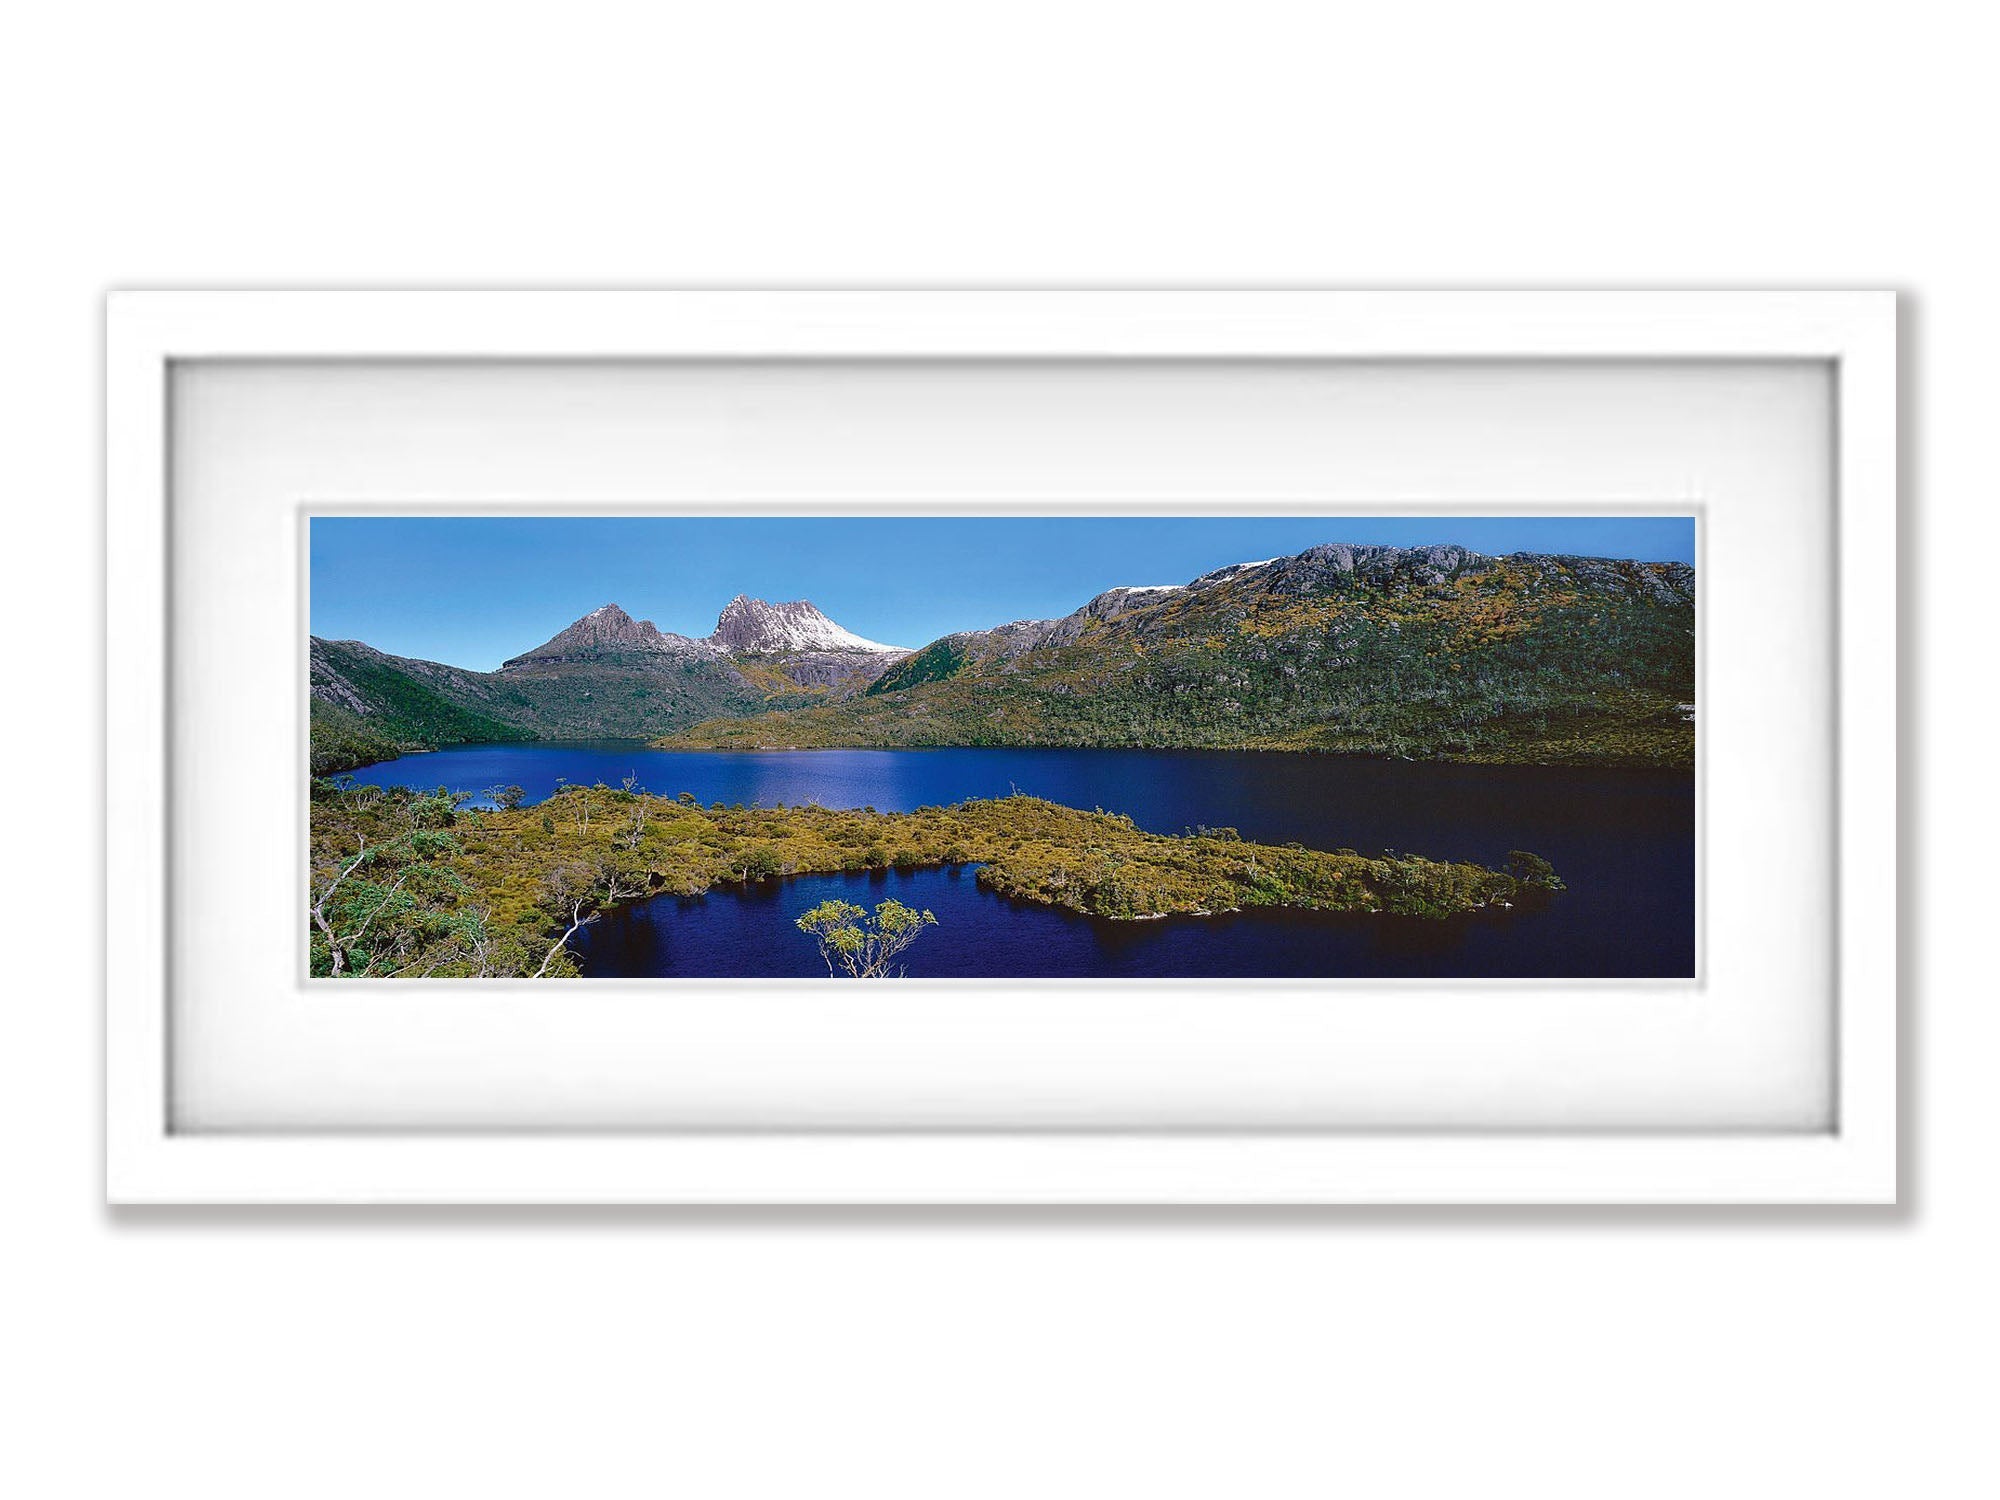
[{"x1": 321, "y1": 736, "x2": 1697, "y2": 781}]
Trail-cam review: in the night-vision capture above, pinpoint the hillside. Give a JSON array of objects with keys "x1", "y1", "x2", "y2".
[
  {"x1": 655, "y1": 544, "x2": 1698, "y2": 767},
  {"x1": 309, "y1": 639, "x2": 538, "y2": 775},
  {"x1": 310, "y1": 630, "x2": 777, "y2": 774}
]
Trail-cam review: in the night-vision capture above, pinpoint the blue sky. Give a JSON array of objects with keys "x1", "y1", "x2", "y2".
[{"x1": 311, "y1": 515, "x2": 1696, "y2": 670}]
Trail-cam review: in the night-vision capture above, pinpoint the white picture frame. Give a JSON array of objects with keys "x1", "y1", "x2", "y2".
[{"x1": 106, "y1": 290, "x2": 1896, "y2": 1204}]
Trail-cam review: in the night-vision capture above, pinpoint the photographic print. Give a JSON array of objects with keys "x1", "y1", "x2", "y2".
[{"x1": 308, "y1": 515, "x2": 1696, "y2": 981}]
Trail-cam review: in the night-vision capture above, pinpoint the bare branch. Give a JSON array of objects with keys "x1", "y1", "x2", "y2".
[{"x1": 533, "y1": 899, "x2": 595, "y2": 979}]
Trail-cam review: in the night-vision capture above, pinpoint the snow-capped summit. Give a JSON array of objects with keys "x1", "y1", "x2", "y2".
[
  {"x1": 1189, "y1": 557, "x2": 1279, "y2": 588},
  {"x1": 708, "y1": 595, "x2": 909, "y2": 655}
]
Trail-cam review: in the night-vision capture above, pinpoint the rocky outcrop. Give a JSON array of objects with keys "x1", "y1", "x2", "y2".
[
  {"x1": 1239, "y1": 544, "x2": 1696, "y2": 605},
  {"x1": 1041, "y1": 586, "x2": 1188, "y2": 647}
]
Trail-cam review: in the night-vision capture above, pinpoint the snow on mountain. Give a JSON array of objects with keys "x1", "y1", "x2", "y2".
[
  {"x1": 708, "y1": 595, "x2": 910, "y2": 655},
  {"x1": 1188, "y1": 557, "x2": 1278, "y2": 588},
  {"x1": 489, "y1": 554, "x2": 1299, "y2": 680}
]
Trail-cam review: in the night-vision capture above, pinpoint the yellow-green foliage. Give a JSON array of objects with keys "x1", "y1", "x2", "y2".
[
  {"x1": 797, "y1": 898, "x2": 938, "y2": 978},
  {"x1": 309, "y1": 780, "x2": 1560, "y2": 978},
  {"x1": 728, "y1": 654, "x2": 841, "y2": 700}
]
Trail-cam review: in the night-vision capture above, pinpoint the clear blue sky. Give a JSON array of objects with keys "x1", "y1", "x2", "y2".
[{"x1": 311, "y1": 515, "x2": 1696, "y2": 670}]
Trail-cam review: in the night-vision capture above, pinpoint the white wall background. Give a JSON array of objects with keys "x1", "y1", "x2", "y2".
[{"x1": 1, "y1": 4, "x2": 1983, "y2": 1497}]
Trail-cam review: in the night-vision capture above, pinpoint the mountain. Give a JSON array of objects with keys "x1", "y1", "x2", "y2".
[
  {"x1": 710, "y1": 595, "x2": 908, "y2": 655},
  {"x1": 309, "y1": 595, "x2": 907, "y2": 774},
  {"x1": 501, "y1": 603, "x2": 720, "y2": 668},
  {"x1": 654, "y1": 543, "x2": 1698, "y2": 767},
  {"x1": 705, "y1": 594, "x2": 910, "y2": 694}
]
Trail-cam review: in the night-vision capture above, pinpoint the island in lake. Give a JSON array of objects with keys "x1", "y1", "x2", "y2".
[{"x1": 309, "y1": 517, "x2": 1695, "y2": 980}]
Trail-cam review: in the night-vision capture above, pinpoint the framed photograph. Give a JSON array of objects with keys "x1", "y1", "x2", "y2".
[{"x1": 106, "y1": 290, "x2": 1896, "y2": 1203}]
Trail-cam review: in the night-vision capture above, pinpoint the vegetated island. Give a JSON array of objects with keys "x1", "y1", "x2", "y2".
[{"x1": 309, "y1": 780, "x2": 1564, "y2": 979}]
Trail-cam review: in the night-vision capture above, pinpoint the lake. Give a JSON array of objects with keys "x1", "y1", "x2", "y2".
[{"x1": 342, "y1": 743, "x2": 1696, "y2": 979}]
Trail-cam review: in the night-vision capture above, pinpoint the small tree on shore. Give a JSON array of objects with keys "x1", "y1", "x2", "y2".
[
  {"x1": 1505, "y1": 849, "x2": 1565, "y2": 890},
  {"x1": 739, "y1": 845, "x2": 783, "y2": 882},
  {"x1": 531, "y1": 859, "x2": 644, "y2": 978},
  {"x1": 795, "y1": 898, "x2": 937, "y2": 979}
]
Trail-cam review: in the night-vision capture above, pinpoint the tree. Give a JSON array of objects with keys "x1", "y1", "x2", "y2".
[
  {"x1": 410, "y1": 786, "x2": 462, "y2": 829},
  {"x1": 739, "y1": 845, "x2": 783, "y2": 882},
  {"x1": 795, "y1": 898, "x2": 938, "y2": 978},
  {"x1": 562, "y1": 784, "x2": 599, "y2": 836},
  {"x1": 308, "y1": 820, "x2": 482, "y2": 977},
  {"x1": 491, "y1": 784, "x2": 527, "y2": 810},
  {"x1": 532, "y1": 858, "x2": 644, "y2": 978},
  {"x1": 1505, "y1": 849, "x2": 1565, "y2": 890},
  {"x1": 617, "y1": 792, "x2": 652, "y2": 851}
]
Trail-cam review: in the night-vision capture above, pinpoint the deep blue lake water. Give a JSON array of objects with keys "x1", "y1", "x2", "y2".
[{"x1": 343, "y1": 743, "x2": 1695, "y2": 979}]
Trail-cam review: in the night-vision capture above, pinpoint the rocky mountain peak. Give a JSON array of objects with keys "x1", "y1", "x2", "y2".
[
  {"x1": 709, "y1": 595, "x2": 907, "y2": 655},
  {"x1": 501, "y1": 603, "x2": 710, "y2": 670}
]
